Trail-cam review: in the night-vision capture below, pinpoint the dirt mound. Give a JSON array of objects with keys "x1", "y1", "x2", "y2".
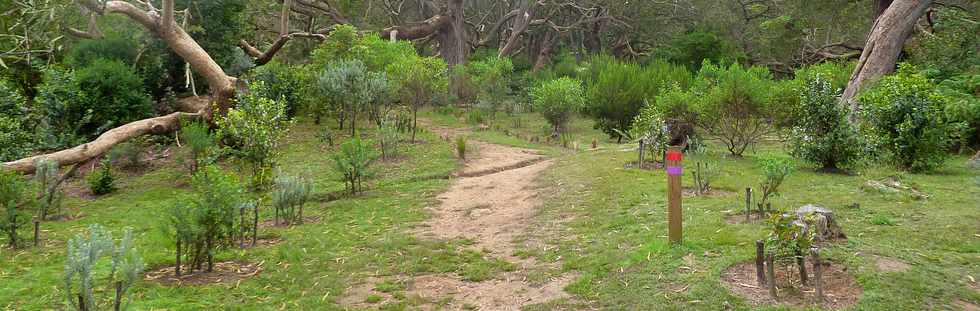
[
  {"x1": 145, "y1": 260, "x2": 262, "y2": 286},
  {"x1": 721, "y1": 261, "x2": 861, "y2": 310}
]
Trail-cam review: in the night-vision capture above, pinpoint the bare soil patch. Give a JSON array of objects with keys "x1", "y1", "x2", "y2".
[
  {"x1": 872, "y1": 255, "x2": 911, "y2": 273},
  {"x1": 144, "y1": 260, "x2": 263, "y2": 286},
  {"x1": 725, "y1": 212, "x2": 770, "y2": 224},
  {"x1": 721, "y1": 261, "x2": 861, "y2": 310},
  {"x1": 955, "y1": 300, "x2": 980, "y2": 311}
]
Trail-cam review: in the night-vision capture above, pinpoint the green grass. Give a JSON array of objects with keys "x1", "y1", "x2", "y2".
[
  {"x1": 0, "y1": 117, "x2": 511, "y2": 310},
  {"x1": 3, "y1": 109, "x2": 979, "y2": 310},
  {"x1": 425, "y1": 108, "x2": 980, "y2": 310}
]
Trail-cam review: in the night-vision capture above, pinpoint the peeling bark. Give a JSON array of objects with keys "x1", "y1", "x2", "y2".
[{"x1": 841, "y1": 0, "x2": 931, "y2": 119}]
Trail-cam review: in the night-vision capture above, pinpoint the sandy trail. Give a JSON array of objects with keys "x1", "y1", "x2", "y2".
[{"x1": 342, "y1": 124, "x2": 576, "y2": 310}]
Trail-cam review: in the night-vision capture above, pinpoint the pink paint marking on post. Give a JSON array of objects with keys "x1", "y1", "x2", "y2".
[{"x1": 666, "y1": 166, "x2": 682, "y2": 176}]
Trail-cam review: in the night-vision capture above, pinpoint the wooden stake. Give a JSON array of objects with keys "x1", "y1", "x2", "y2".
[
  {"x1": 796, "y1": 248, "x2": 808, "y2": 285},
  {"x1": 745, "y1": 187, "x2": 752, "y2": 222},
  {"x1": 113, "y1": 281, "x2": 123, "y2": 311},
  {"x1": 33, "y1": 220, "x2": 40, "y2": 247},
  {"x1": 766, "y1": 253, "x2": 777, "y2": 298},
  {"x1": 812, "y1": 248, "x2": 824, "y2": 301},
  {"x1": 175, "y1": 239, "x2": 181, "y2": 277},
  {"x1": 755, "y1": 240, "x2": 766, "y2": 286},
  {"x1": 78, "y1": 294, "x2": 87, "y2": 311},
  {"x1": 206, "y1": 235, "x2": 213, "y2": 272},
  {"x1": 666, "y1": 146, "x2": 683, "y2": 243},
  {"x1": 638, "y1": 140, "x2": 646, "y2": 168},
  {"x1": 252, "y1": 204, "x2": 259, "y2": 247}
]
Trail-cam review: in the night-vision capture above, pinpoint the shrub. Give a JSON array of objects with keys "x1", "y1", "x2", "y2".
[
  {"x1": 388, "y1": 56, "x2": 449, "y2": 142},
  {"x1": 218, "y1": 83, "x2": 291, "y2": 189},
  {"x1": 317, "y1": 59, "x2": 389, "y2": 136},
  {"x1": 73, "y1": 59, "x2": 154, "y2": 138},
  {"x1": 34, "y1": 66, "x2": 87, "y2": 150},
  {"x1": 790, "y1": 76, "x2": 863, "y2": 171},
  {"x1": 64, "y1": 225, "x2": 143, "y2": 311},
  {"x1": 693, "y1": 62, "x2": 775, "y2": 156},
  {"x1": 0, "y1": 169, "x2": 30, "y2": 248},
  {"x1": 378, "y1": 113, "x2": 401, "y2": 161},
  {"x1": 907, "y1": 8, "x2": 978, "y2": 80},
  {"x1": 250, "y1": 61, "x2": 304, "y2": 117},
  {"x1": 757, "y1": 154, "x2": 794, "y2": 210},
  {"x1": 271, "y1": 174, "x2": 314, "y2": 225},
  {"x1": 87, "y1": 159, "x2": 116, "y2": 196},
  {"x1": 585, "y1": 59, "x2": 691, "y2": 142},
  {"x1": 66, "y1": 37, "x2": 169, "y2": 98},
  {"x1": 332, "y1": 138, "x2": 378, "y2": 195},
  {"x1": 179, "y1": 120, "x2": 218, "y2": 175},
  {"x1": 169, "y1": 166, "x2": 246, "y2": 273},
  {"x1": 33, "y1": 158, "x2": 64, "y2": 220},
  {"x1": 0, "y1": 80, "x2": 32, "y2": 161},
  {"x1": 531, "y1": 77, "x2": 586, "y2": 138},
  {"x1": 468, "y1": 56, "x2": 514, "y2": 118},
  {"x1": 456, "y1": 136, "x2": 467, "y2": 160},
  {"x1": 107, "y1": 141, "x2": 144, "y2": 170},
  {"x1": 859, "y1": 65, "x2": 952, "y2": 172},
  {"x1": 657, "y1": 30, "x2": 744, "y2": 71},
  {"x1": 937, "y1": 74, "x2": 980, "y2": 149}
]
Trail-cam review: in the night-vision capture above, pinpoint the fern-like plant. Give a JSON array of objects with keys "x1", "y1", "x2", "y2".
[
  {"x1": 64, "y1": 225, "x2": 144, "y2": 311},
  {"x1": 332, "y1": 138, "x2": 377, "y2": 195},
  {"x1": 272, "y1": 174, "x2": 314, "y2": 225}
]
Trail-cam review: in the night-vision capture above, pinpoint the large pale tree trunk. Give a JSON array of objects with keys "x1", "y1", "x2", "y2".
[{"x1": 841, "y1": 0, "x2": 931, "y2": 119}]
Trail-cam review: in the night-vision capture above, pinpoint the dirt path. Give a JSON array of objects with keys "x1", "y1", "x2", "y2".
[{"x1": 342, "y1": 124, "x2": 577, "y2": 310}]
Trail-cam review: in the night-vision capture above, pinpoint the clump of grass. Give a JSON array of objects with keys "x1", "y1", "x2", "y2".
[
  {"x1": 365, "y1": 294, "x2": 383, "y2": 303},
  {"x1": 456, "y1": 136, "x2": 467, "y2": 160},
  {"x1": 870, "y1": 214, "x2": 897, "y2": 226},
  {"x1": 87, "y1": 159, "x2": 116, "y2": 196}
]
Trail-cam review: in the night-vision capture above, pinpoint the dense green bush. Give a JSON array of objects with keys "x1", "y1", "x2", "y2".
[
  {"x1": 656, "y1": 30, "x2": 744, "y2": 71},
  {"x1": 218, "y1": 83, "x2": 290, "y2": 189},
  {"x1": 468, "y1": 56, "x2": 514, "y2": 118},
  {"x1": 585, "y1": 59, "x2": 691, "y2": 142},
  {"x1": 332, "y1": 138, "x2": 377, "y2": 195},
  {"x1": 938, "y1": 74, "x2": 980, "y2": 148},
  {"x1": 310, "y1": 25, "x2": 417, "y2": 72},
  {"x1": 693, "y1": 62, "x2": 774, "y2": 156},
  {"x1": 0, "y1": 80, "x2": 32, "y2": 161},
  {"x1": 250, "y1": 61, "x2": 304, "y2": 117},
  {"x1": 859, "y1": 65, "x2": 952, "y2": 172},
  {"x1": 908, "y1": 8, "x2": 978, "y2": 80},
  {"x1": 65, "y1": 37, "x2": 170, "y2": 98},
  {"x1": 0, "y1": 169, "x2": 30, "y2": 248},
  {"x1": 40, "y1": 60, "x2": 154, "y2": 142},
  {"x1": 87, "y1": 159, "x2": 116, "y2": 196},
  {"x1": 531, "y1": 77, "x2": 585, "y2": 137},
  {"x1": 64, "y1": 225, "x2": 143, "y2": 311},
  {"x1": 790, "y1": 76, "x2": 863, "y2": 171}
]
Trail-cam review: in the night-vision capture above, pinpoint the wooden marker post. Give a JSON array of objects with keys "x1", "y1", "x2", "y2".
[{"x1": 666, "y1": 146, "x2": 683, "y2": 243}]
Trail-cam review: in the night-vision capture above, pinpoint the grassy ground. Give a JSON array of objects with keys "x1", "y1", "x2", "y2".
[
  {"x1": 2, "y1": 108, "x2": 978, "y2": 310},
  {"x1": 0, "y1": 118, "x2": 512, "y2": 310},
  {"x1": 423, "y1": 108, "x2": 979, "y2": 310}
]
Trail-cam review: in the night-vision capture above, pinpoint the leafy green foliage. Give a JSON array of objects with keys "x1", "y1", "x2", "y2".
[
  {"x1": 34, "y1": 66, "x2": 87, "y2": 149},
  {"x1": 250, "y1": 61, "x2": 304, "y2": 117},
  {"x1": 790, "y1": 76, "x2": 863, "y2": 170},
  {"x1": 585, "y1": 58, "x2": 691, "y2": 141},
  {"x1": 456, "y1": 136, "x2": 467, "y2": 160},
  {"x1": 656, "y1": 30, "x2": 743, "y2": 71},
  {"x1": 468, "y1": 56, "x2": 514, "y2": 117},
  {"x1": 0, "y1": 79, "x2": 31, "y2": 161},
  {"x1": 64, "y1": 225, "x2": 143, "y2": 311},
  {"x1": 310, "y1": 25, "x2": 417, "y2": 72},
  {"x1": 271, "y1": 173, "x2": 314, "y2": 225},
  {"x1": 765, "y1": 212, "x2": 814, "y2": 265},
  {"x1": 859, "y1": 65, "x2": 952, "y2": 172},
  {"x1": 0, "y1": 169, "x2": 29, "y2": 248},
  {"x1": 74, "y1": 59, "x2": 155, "y2": 136},
  {"x1": 87, "y1": 160, "x2": 116, "y2": 196},
  {"x1": 169, "y1": 166, "x2": 246, "y2": 272},
  {"x1": 176, "y1": 0, "x2": 250, "y2": 76},
  {"x1": 388, "y1": 56, "x2": 449, "y2": 142},
  {"x1": 531, "y1": 77, "x2": 586, "y2": 137},
  {"x1": 693, "y1": 62, "x2": 775, "y2": 156},
  {"x1": 937, "y1": 74, "x2": 980, "y2": 148},
  {"x1": 218, "y1": 83, "x2": 291, "y2": 189},
  {"x1": 65, "y1": 37, "x2": 169, "y2": 98},
  {"x1": 378, "y1": 112, "x2": 401, "y2": 161},
  {"x1": 757, "y1": 154, "x2": 793, "y2": 208},
  {"x1": 33, "y1": 158, "x2": 64, "y2": 220},
  {"x1": 908, "y1": 8, "x2": 979, "y2": 80},
  {"x1": 332, "y1": 138, "x2": 377, "y2": 195}
]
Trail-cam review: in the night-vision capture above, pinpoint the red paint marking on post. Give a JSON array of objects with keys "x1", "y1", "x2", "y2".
[{"x1": 666, "y1": 151, "x2": 683, "y2": 162}]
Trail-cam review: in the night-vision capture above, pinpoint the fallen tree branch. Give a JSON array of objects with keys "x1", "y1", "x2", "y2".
[{"x1": 2, "y1": 112, "x2": 200, "y2": 174}]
